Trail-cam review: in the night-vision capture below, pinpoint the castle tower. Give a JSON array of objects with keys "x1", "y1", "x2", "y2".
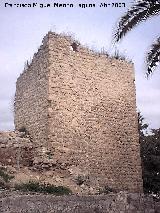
[{"x1": 14, "y1": 32, "x2": 143, "y2": 192}]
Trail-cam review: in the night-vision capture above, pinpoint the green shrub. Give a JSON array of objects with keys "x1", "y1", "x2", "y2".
[
  {"x1": 15, "y1": 181, "x2": 72, "y2": 195},
  {"x1": 75, "y1": 174, "x2": 89, "y2": 186},
  {"x1": 97, "y1": 186, "x2": 116, "y2": 194},
  {"x1": 15, "y1": 181, "x2": 41, "y2": 192},
  {"x1": 43, "y1": 184, "x2": 72, "y2": 195},
  {"x1": 0, "y1": 167, "x2": 14, "y2": 183}
]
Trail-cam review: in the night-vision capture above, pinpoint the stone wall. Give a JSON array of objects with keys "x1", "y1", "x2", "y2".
[
  {"x1": 14, "y1": 36, "x2": 50, "y2": 151},
  {"x1": 0, "y1": 192, "x2": 159, "y2": 213},
  {"x1": 47, "y1": 33, "x2": 142, "y2": 192},
  {"x1": 14, "y1": 32, "x2": 143, "y2": 193}
]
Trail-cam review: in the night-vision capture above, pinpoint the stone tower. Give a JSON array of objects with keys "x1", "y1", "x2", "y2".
[{"x1": 14, "y1": 32, "x2": 143, "y2": 192}]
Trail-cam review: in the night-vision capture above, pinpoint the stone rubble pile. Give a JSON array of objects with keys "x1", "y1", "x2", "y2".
[{"x1": 0, "y1": 131, "x2": 34, "y2": 168}]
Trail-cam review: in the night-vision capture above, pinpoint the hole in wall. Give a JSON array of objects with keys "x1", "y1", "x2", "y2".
[
  {"x1": 71, "y1": 42, "x2": 79, "y2": 52},
  {"x1": 48, "y1": 100, "x2": 52, "y2": 107}
]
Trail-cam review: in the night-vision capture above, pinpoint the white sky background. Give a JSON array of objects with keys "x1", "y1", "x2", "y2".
[{"x1": 0, "y1": 0, "x2": 160, "y2": 131}]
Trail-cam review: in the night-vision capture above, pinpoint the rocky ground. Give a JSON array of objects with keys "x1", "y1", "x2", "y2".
[
  {"x1": 0, "y1": 131, "x2": 97, "y2": 194},
  {"x1": 1, "y1": 131, "x2": 160, "y2": 212}
]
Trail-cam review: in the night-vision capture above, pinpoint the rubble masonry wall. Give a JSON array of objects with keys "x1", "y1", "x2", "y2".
[
  {"x1": 47, "y1": 33, "x2": 142, "y2": 192},
  {"x1": 14, "y1": 37, "x2": 49, "y2": 149}
]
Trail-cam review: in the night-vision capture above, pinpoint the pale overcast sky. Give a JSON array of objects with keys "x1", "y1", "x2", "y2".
[{"x1": 0, "y1": 0, "x2": 160, "y2": 131}]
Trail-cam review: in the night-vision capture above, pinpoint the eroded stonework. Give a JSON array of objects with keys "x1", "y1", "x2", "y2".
[
  {"x1": 1, "y1": 192, "x2": 159, "y2": 213},
  {"x1": 14, "y1": 32, "x2": 143, "y2": 193}
]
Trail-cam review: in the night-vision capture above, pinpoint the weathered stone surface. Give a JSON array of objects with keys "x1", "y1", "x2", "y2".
[
  {"x1": 0, "y1": 192, "x2": 159, "y2": 213},
  {"x1": 13, "y1": 31, "x2": 143, "y2": 193},
  {"x1": 0, "y1": 131, "x2": 34, "y2": 168}
]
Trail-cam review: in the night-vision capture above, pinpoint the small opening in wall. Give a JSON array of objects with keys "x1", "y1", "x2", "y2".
[
  {"x1": 48, "y1": 100, "x2": 52, "y2": 107},
  {"x1": 71, "y1": 42, "x2": 79, "y2": 52}
]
